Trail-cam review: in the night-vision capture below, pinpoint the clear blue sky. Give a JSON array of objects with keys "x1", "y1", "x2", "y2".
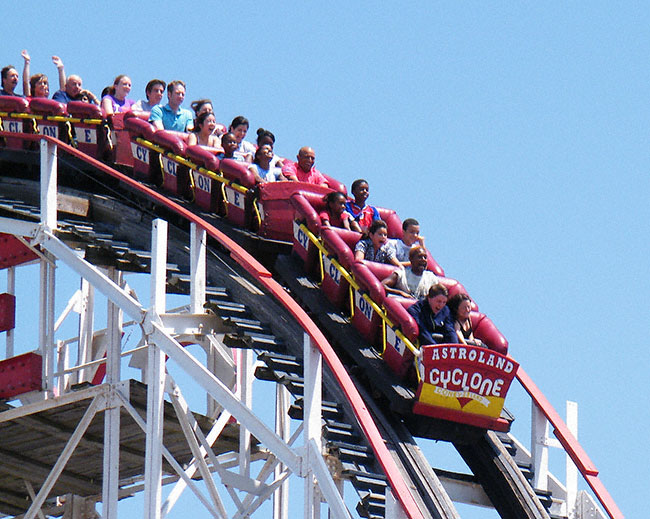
[{"x1": 4, "y1": 2, "x2": 646, "y2": 518}]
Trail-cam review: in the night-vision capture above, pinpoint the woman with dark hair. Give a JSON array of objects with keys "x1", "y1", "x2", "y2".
[
  {"x1": 190, "y1": 98, "x2": 213, "y2": 116},
  {"x1": 227, "y1": 115, "x2": 255, "y2": 162},
  {"x1": 101, "y1": 75, "x2": 134, "y2": 114},
  {"x1": 447, "y1": 293, "x2": 485, "y2": 347},
  {"x1": 256, "y1": 128, "x2": 285, "y2": 168},
  {"x1": 187, "y1": 111, "x2": 222, "y2": 151},
  {"x1": 248, "y1": 144, "x2": 285, "y2": 183},
  {"x1": 354, "y1": 220, "x2": 401, "y2": 267},
  {"x1": 320, "y1": 192, "x2": 359, "y2": 231}
]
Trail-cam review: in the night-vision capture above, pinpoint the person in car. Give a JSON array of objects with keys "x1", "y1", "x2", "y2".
[
  {"x1": 282, "y1": 146, "x2": 329, "y2": 187},
  {"x1": 382, "y1": 246, "x2": 438, "y2": 299},
  {"x1": 407, "y1": 283, "x2": 457, "y2": 345}
]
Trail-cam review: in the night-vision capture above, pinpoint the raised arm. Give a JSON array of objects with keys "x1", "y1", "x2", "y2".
[
  {"x1": 52, "y1": 56, "x2": 65, "y2": 90},
  {"x1": 21, "y1": 50, "x2": 30, "y2": 96}
]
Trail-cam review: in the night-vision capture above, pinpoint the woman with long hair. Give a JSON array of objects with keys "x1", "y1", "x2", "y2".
[
  {"x1": 187, "y1": 111, "x2": 222, "y2": 151},
  {"x1": 101, "y1": 75, "x2": 134, "y2": 115}
]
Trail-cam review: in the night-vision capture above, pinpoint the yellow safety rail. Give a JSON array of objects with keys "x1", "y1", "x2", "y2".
[
  {"x1": 0, "y1": 111, "x2": 39, "y2": 120},
  {"x1": 0, "y1": 111, "x2": 103, "y2": 126},
  {"x1": 252, "y1": 198, "x2": 263, "y2": 229},
  {"x1": 0, "y1": 111, "x2": 109, "y2": 149},
  {"x1": 133, "y1": 137, "x2": 250, "y2": 212},
  {"x1": 297, "y1": 222, "x2": 421, "y2": 361}
]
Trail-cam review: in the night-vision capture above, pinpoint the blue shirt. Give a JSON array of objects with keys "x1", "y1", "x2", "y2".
[
  {"x1": 149, "y1": 103, "x2": 193, "y2": 132},
  {"x1": 407, "y1": 298, "x2": 457, "y2": 346},
  {"x1": 52, "y1": 89, "x2": 74, "y2": 103}
]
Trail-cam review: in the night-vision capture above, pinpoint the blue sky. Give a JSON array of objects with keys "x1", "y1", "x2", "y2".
[{"x1": 3, "y1": 2, "x2": 646, "y2": 518}]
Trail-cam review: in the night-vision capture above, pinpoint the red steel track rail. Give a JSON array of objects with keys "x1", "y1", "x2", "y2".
[{"x1": 1, "y1": 133, "x2": 425, "y2": 519}]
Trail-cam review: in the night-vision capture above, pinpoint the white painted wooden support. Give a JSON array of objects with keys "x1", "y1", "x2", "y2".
[
  {"x1": 531, "y1": 401, "x2": 549, "y2": 491},
  {"x1": 38, "y1": 231, "x2": 144, "y2": 323},
  {"x1": 78, "y1": 278, "x2": 95, "y2": 384},
  {"x1": 0, "y1": 217, "x2": 39, "y2": 237},
  {"x1": 56, "y1": 340, "x2": 66, "y2": 395},
  {"x1": 161, "y1": 409, "x2": 236, "y2": 518},
  {"x1": 0, "y1": 384, "x2": 107, "y2": 424},
  {"x1": 40, "y1": 139, "x2": 57, "y2": 230},
  {"x1": 23, "y1": 394, "x2": 104, "y2": 519},
  {"x1": 168, "y1": 380, "x2": 228, "y2": 519},
  {"x1": 238, "y1": 347, "x2": 253, "y2": 478},
  {"x1": 236, "y1": 450, "x2": 293, "y2": 516},
  {"x1": 386, "y1": 489, "x2": 408, "y2": 519},
  {"x1": 23, "y1": 480, "x2": 46, "y2": 519},
  {"x1": 45, "y1": 260, "x2": 55, "y2": 397},
  {"x1": 436, "y1": 473, "x2": 491, "y2": 509},
  {"x1": 308, "y1": 439, "x2": 351, "y2": 519},
  {"x1": 566, "y1": 401, "x2": 578, "y2": 518},
  {"x1": 39, "y1": 257, "x2": 55, "y2": 397},
  {"x1": 148, "y1": 323, "x2": 302, "y2": 473},
  {"x1": 329, "y1": 477, "x2": 344, "y2": 519},
  {"x1": 54, "y1": 288, "x2": 81, "y2": 332},
  {"x1": 103, "y1": 395, "x2": 121, "y2": 519},
  {"x1": 39, "y1": 259, "x2": 47, "y2": 362},
  {"x1": 232, "y1": 468, "x2": 292, "y2": 519},
  {"x1": 103, "y1": 268, "x2": 122, "y2": 519},
  {"x1": 5, "y1": 267, "x2": 15, "y2": 358},
  {"x1": 150, "y1": 219, "x2": 167, "y2": 315},
  {"x1": 274, "y1": 383, "x2": 290, "y2": 519},
  {"x1": 190, "y1": 223, "x2": 206, "y2": 314},
  {"x1": 205, "y1": 335, "x2": 236, "y2": 417},
  {"x1": 144, "y1": 219, "x2": 167, "y2": 519},
  {"x1": 167, "y1": 384, "x2": 249, "y2": 510},
  {"x1": 117, "y1": 393, "x2": 220, "y2": 519},
  {"x1": 303, "y1": 333, "x2": 322, "y2": 519},
  {"x1": 159, "y1": 313, "x2": 223, "y2": 335},
  {"x1": 576, "y1": 490, "x2": 608, "y2": 519}
]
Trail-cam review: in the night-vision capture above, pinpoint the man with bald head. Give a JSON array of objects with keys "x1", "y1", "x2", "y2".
[
  {"x1": 281, "y1": 146, "x2": 329, "y2": 187},
  {"x1": 52, "y1": 75, "x2": 84, "y2": 103}
]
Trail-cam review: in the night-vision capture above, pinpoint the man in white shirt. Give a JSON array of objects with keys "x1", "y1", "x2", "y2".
[{"x1": 382, "y1": 246, "x2": 438, "y2": 299}]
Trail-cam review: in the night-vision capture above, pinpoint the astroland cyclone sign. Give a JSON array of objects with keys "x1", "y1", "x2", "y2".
[{"x1": 417, "y1": 344, "x2": 519, "y2": 419}]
